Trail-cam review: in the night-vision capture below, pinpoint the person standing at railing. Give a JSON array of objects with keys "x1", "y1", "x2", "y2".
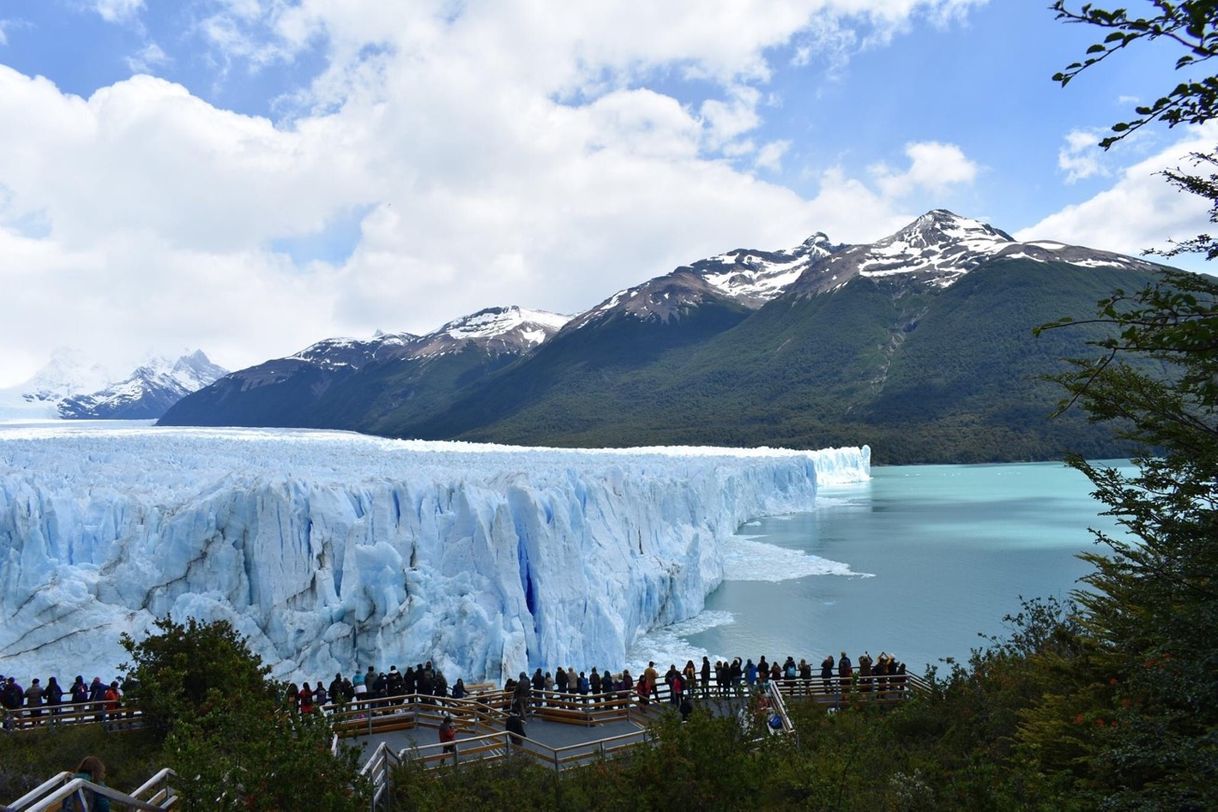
[
  {"x1": 566, "y1": 667, "x2": 579, "y2": 696},
  {"x1": 820, "y1": 655, "x2": 834, "y2": 694},
  {"x1": 700, "y1": 657, "x2": 711, "y2": 698},
  {"x1": 514, "y1": 672, "x2": 531, "y2": 716},
  {"x1": 589, "y1": 668, "x2": 602, "y2": 701},
  {"x1": 744, "y1": 659, "x2": 757, "y2": 690},
  {"x1": 403, "y1": 665, "x2": 416, "y2": 698},
  {"x1": 554, "y1": 667, "x2": 567, "y2": 699},
  {"x1": 70, "y1": 675, "x2": 88, "y2": 707},
  {"x1": 1, "y1": 676, "x2": 22, "y2": 729},
  {"x1": 45, "y1": 676, "x2": 63, "y2": 721},
  {"x1": 300, "y1": 682, "x2": 315, "y2": 714},
  {"x1": 329, "y1": 673, "x2": 345, "y2": 706},
  {"x1": 757, "y1": 656, "x2": 769, "y2": 687},
  {"x1": 314, "y1": 680, "x2": 328, "y2": 707},
  {"x1": 352, "y1": 668, "x2": 366, "y2": 700},
  {"x1": 387, "y1": 666, "x2": 404, "y2": 697},
  {"x1": 730, "y1": 658, "x2": 742, "y2": 695},
  {"x1": 24, "y1": 678, "x2": 44, "y2": 721},
  {"x1": 103, "y1": 681, "x2": 121, "y2": 725},
  {"x1": 837, "y1": 652, "x2": 853, "y2": 693},
  {"x1": 577, "y1": 671, "x2": 590, "y2": 704},
  {"x1": 531, "y1": 668, "x2": 545, "y2": 709},
  {"x1": 798, "y1": 659, "x2": 812, "y2": 696},
  {"x1": 643, "y1": 662, "x2": 659, "y2": 703},
  {"x1": 451, "y1": 678, "x2": 467, "y2": 700},
  {"x1": 88, "y1": 677, "x2": 106, "y2": 724},
  {"x1": 858, "y1": 651, "x2": 873, "y2": 692}
]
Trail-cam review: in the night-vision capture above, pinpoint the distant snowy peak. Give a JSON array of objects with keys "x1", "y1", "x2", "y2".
[
  {"x1": 789, "y1": 209, "x2": 1160, "y2": 296},
  {"x1": 282, "y1": 307, "x2": 571, "y2": 370},
  {"x1": 413, "y1": 306, "x2": 572, "y2": 358},
  {"x1": 58, "y1": 351, "x2": 229, "y2": 419},
  {"x1": 290, "y1": 333, "x2": 418, "y2": 370},
  {"x1": 696, "y1": 231, "x2": 842, "y2": 306},
  {"x1": 15, "y1": 348, "x2": 113, "y2": 406},
  {"x1": 570, "y1": 230, "x2": 844, "y2": 330}
]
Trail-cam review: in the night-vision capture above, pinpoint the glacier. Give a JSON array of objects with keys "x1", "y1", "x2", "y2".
[{"x1": 0, "y1": 425, "x2": 869, "y2": 683}]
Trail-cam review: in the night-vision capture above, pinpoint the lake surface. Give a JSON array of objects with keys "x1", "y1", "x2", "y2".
[{"x1": 631, "y1": 461, "x2": 1130, "y2": 674}]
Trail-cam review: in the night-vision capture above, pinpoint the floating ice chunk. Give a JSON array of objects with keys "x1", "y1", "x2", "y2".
[{"x1": 721, "y1": 537, "x2": 872, "y2": 582}]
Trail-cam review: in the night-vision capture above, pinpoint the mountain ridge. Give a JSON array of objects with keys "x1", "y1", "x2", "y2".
[{"x1": 161, "y1": 210, "x2": 1172, "y2": 463}]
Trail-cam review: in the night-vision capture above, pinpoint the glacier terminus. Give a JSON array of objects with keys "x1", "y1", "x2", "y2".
[{"x1": 0, "y1": 425, "x2": 869, "y2": 683}]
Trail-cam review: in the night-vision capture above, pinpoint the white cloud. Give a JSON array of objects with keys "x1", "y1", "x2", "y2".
[
  {"x1": 0, "y1": 1, "x2": 987, "y2": 385},
  {"x1": 755, "y1": 140, "x2": 792, "y2": 172},
  {"x1": 1058, "y1": 129, "x2": 1109, "y2": 183},
  {"x1": 90, "y1": 0, "x2": 145, "y2": 24},
  {"x1": 125, "y1": 42, "x2": 169, "y2": 74},
  {"x1": 870, "y1": 141, "x2": 980, "y2": 198},
  {"x1": 1016, "y1": 124, "x2": 1218, "y2": 258}
]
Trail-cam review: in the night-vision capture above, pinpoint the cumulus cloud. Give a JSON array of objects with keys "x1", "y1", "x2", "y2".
[
  {"x1": 90, "y1": 0, "x2": 145, "y2": 24},
  {"x1": 1058, "y1": 129, "x2": 1109, "y2": 183},
  {"x1": 755, "y1": 140, "x2": 792, "y2": 172},
  {"x1": 125, "y1": 42, "x2": 169, "y2": 74},
  {"x1": 0, "y1": 1, "x2": 986, "y2": 385},
  {"x1": 869, "y1": 141, "x2": 980, "y2": 198},
  {"x1": 1016, "y1": 124, "x2": 1218, "y2": 257}
]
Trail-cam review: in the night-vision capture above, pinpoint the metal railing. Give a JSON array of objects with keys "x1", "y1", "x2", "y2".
[
  {"x1": 0, "y1": 701, "x2": 144, "y2": 733},
  {"x1": 7, "y1": 767, "x2": 177, "y2": 811}
]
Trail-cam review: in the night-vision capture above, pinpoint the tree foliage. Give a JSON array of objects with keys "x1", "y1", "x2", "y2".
[
  {"x1": 1034, "y1": 4, "x2": 1218, "y2": 807},
  {"x1": 120, "y1": 618, "x2": 369, "y2": 811},
  {"x1": 1052, "y1": 1, "x2": 1218, "y2": 147}
]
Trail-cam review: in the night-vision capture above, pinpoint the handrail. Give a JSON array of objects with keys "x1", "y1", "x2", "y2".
[
  {"x1": 1, "y1": 702, "x2": 144, "y2": 732},
  {"x1": 16, "y1": 776, "x2": 173, "y2": 812},
  {"x1": 6, "y1": 772, "x2": 73, "y2": 809},
  {"x1": 764, "y1": 680, "x2": 794, "y2": 734}
]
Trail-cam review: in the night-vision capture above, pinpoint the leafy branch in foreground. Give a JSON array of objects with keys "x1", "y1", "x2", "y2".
[{"x1": 1052, "y1": 1, "x2": 1218, "y2": 148}]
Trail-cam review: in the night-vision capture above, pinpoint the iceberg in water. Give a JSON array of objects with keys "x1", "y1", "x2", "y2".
[{"x1": 0, "y1": 425, "x2": 869, "y2": 682}]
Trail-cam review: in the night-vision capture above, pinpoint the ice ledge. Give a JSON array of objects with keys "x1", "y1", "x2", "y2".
[{"x1": 0, "y1": 427, "x2": 869, "y2": 682}]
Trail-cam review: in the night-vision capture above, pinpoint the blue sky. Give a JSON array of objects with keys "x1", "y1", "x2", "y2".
[{"x1": 0, "y1": 0, "x2": 1211, "y2": 383}]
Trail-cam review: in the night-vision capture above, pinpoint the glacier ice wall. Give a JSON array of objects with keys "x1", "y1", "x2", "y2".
[{"x1": 0, "y1": 426, "x2": 869, "y2": 682}]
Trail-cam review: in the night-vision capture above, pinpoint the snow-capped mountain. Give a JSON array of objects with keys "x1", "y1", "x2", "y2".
[
  {"x1": 289, "y1": 333, "x2": 418, "y2": 371},
  {"x1": 158, "y1": 306, "x2": 571, "y2": 429},
  {"x1": 0, "y1": 348, "x2": 114, "y2": 419},
  {"x1": 568, "y1": 232, "x2": 843, "y2": 330},
  {"x1": 412, "y1": 307, "x2": 573, "y2": 358},
  {"x1": 789, "y1": 209, "x2": 1159, "y2": 296},
  {"x1": 58, "y1": 351, "x2": 228, "y2": 419}
]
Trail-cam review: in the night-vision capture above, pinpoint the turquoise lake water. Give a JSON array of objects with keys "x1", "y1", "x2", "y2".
[{"x1": 647, "y1": 461, "x2": 1130, "y2": 674}]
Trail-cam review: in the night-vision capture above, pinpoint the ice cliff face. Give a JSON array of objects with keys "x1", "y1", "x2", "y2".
[{"x1": 0, "y1": 426, "x2": 869, "y2": 683}]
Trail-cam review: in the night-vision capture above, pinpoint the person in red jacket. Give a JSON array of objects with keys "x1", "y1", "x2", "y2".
[{"x1": 438, "y1": 714, "x2": 457, "y2": 758}]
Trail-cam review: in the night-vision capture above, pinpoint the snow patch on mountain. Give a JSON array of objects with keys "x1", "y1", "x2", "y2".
[
  {"x1": 790, "y1": 209, "x2": 1162, "y2": 296},
  {"x1": 57, "y1": 351, "x2": 228, "y2": 420},
  {"x1": 0, "y1": 350, "x2": 225, "y2": 421},
  {"x1": 0, "y1": 425, "x2": 869, "y2": 683},
  {"x1": 570, "y1": 232, "x2": 845, "y2": 330}
]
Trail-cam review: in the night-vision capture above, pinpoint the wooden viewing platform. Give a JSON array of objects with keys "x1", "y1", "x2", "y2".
[{"x1": 4, "y1": 674, "x2": 929, "y2": 811}]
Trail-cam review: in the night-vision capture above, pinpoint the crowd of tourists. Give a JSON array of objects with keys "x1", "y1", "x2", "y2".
[
  {"x1": 0, "y1": 673, "x2": 129, "y2": 728},
  {"x1": 1, "y1": 650, "x2": 907, "y2": 727},
  {"x1": 281, "y1": 650, "x2": 908, "y2": 716}
]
